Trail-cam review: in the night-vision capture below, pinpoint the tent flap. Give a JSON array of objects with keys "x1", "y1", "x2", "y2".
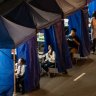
[
  {"x1": 29, "y1": 4, "x2": 61, "y2": 29},
  {"x1": 0, "y1": 49, "x2": 14, "y2": 95},
  {"x1": 2, "y1": 17, "x2": 36, "y2": 47},
  {"x1": 30, "y1": 0, "x2": 86, "y2": 17},
  {"x1": 56, "y1": 0, "x2": 86, "y2": 16},
  {"x1": 0, "y1": 17, "x2": 14, "y2": 48}
]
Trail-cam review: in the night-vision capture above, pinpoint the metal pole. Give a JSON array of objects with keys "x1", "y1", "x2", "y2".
[{"x1": 13, "y1": 49, "x2": 16, "y2": 96}]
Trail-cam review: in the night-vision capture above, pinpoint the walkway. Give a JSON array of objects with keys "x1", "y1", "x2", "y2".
[{"x1": 30, "y1": 54, "x2": 96, "y2": 96}]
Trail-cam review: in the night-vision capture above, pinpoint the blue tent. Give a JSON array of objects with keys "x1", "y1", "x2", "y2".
[
  {"x1": 4, "y1": 2, "x2": 61, "y2": 92},
  {"x1": 0, "y1": 16, "x2": 36, "y2": 95},
  {"x1": 0, "y1": 2, "x2": 62, "y2": 95},
  {"x1": 0, "y1": 3, "x2": 36, "y2": 95},
  {"x1": 0, "y1": 0, "x2": 92, "y2": 95}
]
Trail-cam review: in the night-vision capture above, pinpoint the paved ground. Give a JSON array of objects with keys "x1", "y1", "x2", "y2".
[
  {"x1": 17, "y1": 54, "x2": 96, "y2": 96},
  {"x1": 29, "y1": 54, "x2": 96, "y2": 96}
]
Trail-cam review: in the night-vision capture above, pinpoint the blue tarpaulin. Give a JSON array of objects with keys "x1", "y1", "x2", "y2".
[
  {"x1": 68, "y1": 10, "x2": 90, "y2": 57},
  {"x1": 0, "y1": 49, "x2": 14, "y2": 96},
  {"x1": 43, "y1": 26, "x2": 61, "y2": 71},
  {"x1": 88, "y1": 0, "x2": 96, "y2": 17}
]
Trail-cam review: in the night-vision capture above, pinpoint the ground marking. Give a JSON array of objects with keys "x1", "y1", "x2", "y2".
[{"x1": 73, "y1": 73, "x2": 86, "y2": 81}]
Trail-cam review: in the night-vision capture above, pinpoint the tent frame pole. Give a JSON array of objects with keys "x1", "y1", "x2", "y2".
[{"x1": 13, "y1": 49, "x2": 16, "y2": 96}]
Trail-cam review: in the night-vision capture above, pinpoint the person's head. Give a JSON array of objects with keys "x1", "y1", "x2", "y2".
[
  {"x1": 18, "y1": 58, "x2": 25, "y2": 65},
  {"x1": 92, "y1": 11, "x2": 96, "y2": 18},
  {"x1": 70, "y1": 28, "x2": 76, "y2": 37},
  {"x1": 48, "y1": 45, "x2": 52, "y2": 51},
  {"x1": 48, "y1": 45, "x2": 54, "y2": 55}
]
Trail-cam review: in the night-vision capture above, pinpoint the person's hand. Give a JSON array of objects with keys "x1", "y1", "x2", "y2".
[
  {"x1": 43, "y1": 61, "x2": 46, "y2": 63},
  {"x1": 43, "y1": 59, "x2": 47, "y2": 63},
  {"x1": 73, "y1": 38, "x2": 80, "y2": 45},
  {"x1": 15, "y1": 70, "x2": 17, "y2": 73},
  {"x1": 48, "y1": 53, "x2": 50, "y2": 57},
  {"x1": 73, "y1": 38, "x2": 76, "y2": 41}
]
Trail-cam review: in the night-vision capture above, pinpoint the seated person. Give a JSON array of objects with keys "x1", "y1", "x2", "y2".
[
  {"x1": 66, "y1": 28, "x2": 80, "y2": 57},
  {"x1": 41, "y1": 45, "x2": 55, "y2": 73},
  {"x1": 15, "y1": 58, "x2": 26, "y2": 94}
]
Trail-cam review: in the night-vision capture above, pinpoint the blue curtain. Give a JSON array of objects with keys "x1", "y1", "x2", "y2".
[
  {"x1": 43, "y1": 23, "x2": 72, "y2": 72},
  {"x1": 68, "y1": 10, "x2": 90, "y2": 56},
  {"x1": 17, "y1": 36, "x2": 40, "y2": 92},
  {"x1": 88, "y1": 0, "x2": 96, "y2": 17},
  {"x1": 43, "y1": 26, "x2": 58, "y2": 53},
  {"x1": 0, "y1": 49, "x2": 14, "y2": 96},
  {"x1": 42, "y1": 26, "x2": 61, "y2": 72}
]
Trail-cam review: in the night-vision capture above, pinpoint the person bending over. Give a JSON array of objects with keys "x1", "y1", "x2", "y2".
[{"x1": 66, "y1": 28, "x2": 80, "y2": 58}]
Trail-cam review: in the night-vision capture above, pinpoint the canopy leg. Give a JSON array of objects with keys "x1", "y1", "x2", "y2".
[{"x1": 13, "y1": 49, "x2": 16, "y2": 96}]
